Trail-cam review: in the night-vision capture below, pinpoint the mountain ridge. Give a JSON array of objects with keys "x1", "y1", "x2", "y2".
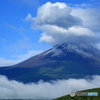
[{"x1": 0, "y1": 43, "x2": 100, "y2": 83}]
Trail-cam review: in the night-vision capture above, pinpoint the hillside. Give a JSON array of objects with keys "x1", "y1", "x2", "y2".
[{"x1": 53, "y1": 88, "x2": 100, "y2": 100}]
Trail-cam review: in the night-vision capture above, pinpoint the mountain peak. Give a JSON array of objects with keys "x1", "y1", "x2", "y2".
[
  {"x1": 4, "y1": 43, "x2": 100, "y2": 69},
  {"x1": 0, "y1": 43, "x2": 100, "y2": 83},
  {"x1": 49, "y1": 43, "x2": 100, "y2": 58}
]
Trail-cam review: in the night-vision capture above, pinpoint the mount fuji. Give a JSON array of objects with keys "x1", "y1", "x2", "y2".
[{"x1": 0, "y1": 43, "x2": 100, "y2": 83}]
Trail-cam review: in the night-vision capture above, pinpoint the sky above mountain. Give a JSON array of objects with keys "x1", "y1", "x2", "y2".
[{"x1": 0, "y1": 0, "x2": 100, "y2": 66}]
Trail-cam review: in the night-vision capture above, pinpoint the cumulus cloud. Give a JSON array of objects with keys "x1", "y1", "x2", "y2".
[
  {"x1": 25, "y1": 2, "x2": 100, "y2": 46},
  {"x1": 0, "y1": 75, "x2": 100, "y2": 99},
  {"x1": 71, "y1": 7, "x2": 100, "y2": 33},
  {"x1": 0, "y1": 50, "x2": 43, "y2": 67},
  {"x1": 25, "y1": 14, "x2": 34, "y2": 22},
  {"x1": 39, "y1": 25, "x2": 97, "y2": 45},
  {"x1": 34, "y1": 2, "x2": 82, "y2": 29}
]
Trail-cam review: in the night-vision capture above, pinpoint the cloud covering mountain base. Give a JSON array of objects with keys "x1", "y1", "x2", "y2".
[{"x1": 0, "y1": 75, "x2": 100, "y2": 99}]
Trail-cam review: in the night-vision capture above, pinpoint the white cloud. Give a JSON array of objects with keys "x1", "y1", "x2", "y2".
[
  {"x1": 34, "y1": 2, "x2": 82, "y2": 29},
  {"x1": 71, "y1": 7, "x2": 100, "y2": 33},
  {"x1": 26, "y1": 2, "x2": 100, "y2": 46},
  {"x1": 0, "y1": 75, "x2": 100, "y2": 99},
  {"x1": 25, "y1": 14, "x2": 34, "y2": 22},
  {"x1": 16, "y1": 50, "x2": 43, "y2": 61},
  {"x1": 0, "y1": 50, "x2": 43, "y2": 67},
  {"x1": 0, "y1": 58, "x2": 17, "y2": 67},
  {"x1": 39, "y1": 25, "x2": 97, "y2": 45}
]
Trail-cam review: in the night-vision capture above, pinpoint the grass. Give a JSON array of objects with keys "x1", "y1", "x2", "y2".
[{"x1": 53, "y1": 88, "x2": 100, "y2": 100}]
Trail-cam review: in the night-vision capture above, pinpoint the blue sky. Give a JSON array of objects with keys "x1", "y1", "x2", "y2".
[{"x1": 0, "y1": 0, "x2": 100, "y2": 66}]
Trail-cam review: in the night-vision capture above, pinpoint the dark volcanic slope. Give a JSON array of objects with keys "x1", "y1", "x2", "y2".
[{"x1": 0, "y1": 43, "x2": 100, "y2": 83}]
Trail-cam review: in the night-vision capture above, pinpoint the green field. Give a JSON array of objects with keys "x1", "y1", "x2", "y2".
[{"x1": 53, "y1": 88, "x2": 100, "y2": 100}]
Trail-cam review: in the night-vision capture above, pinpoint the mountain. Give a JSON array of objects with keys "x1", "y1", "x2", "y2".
[
  {"x1": 53, "y1": 87, "x2": 100, "y2": 100},
  {"x1": 0, "y1": 43, "x2": 100, "y2": 83}
]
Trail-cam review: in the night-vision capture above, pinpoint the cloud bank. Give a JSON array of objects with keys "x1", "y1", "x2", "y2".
[
  {"x1": 0, "y1": 50, "x2": 43, "y2": 67},
  {"x1": 0, "y1": 75, "x2": 100, "y2": 99},
  {"x1": 25, "y1": 2, "x2": 100, "y2": 46}
]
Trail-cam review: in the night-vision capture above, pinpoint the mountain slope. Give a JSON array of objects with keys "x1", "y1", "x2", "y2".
[{"x1": 0, "y1": 44, "x2": 100, "y2": 83}]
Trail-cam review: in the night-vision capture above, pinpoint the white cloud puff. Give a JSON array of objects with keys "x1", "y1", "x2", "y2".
[
  {"x1": 34, "y1": 2, "x2": 82, "y2": 29},
  {"x1": 71, "y1": 7, "x2": 100, "y2": 33},
  {"x1": 39, "y1": 25, "x2": 97, "y2": 45},
  {"x1": 25, "y1": 13, "x2": 34, "y2": 22},
  {"x1": 25, "y1": 2, "x2": 100, "y2": 46},
  {"x1": 0, "y1": 75, "x2": 100, "y2": 99}
]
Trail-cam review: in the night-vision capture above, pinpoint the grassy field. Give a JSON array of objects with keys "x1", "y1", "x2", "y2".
[{"x1": 53, "y1": 88, "x2": 100, "y2": 100}]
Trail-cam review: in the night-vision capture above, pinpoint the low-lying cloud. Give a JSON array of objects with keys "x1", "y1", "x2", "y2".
[
  {"x1": 0, "y1": 75, "x2": 100, "y2": 99},
  {"x1": 25, "y1": 2, "x2": 100, "y2": 46},
  {"x1": 0, "y1": 50, "x2": 43, "y2": 67}
]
